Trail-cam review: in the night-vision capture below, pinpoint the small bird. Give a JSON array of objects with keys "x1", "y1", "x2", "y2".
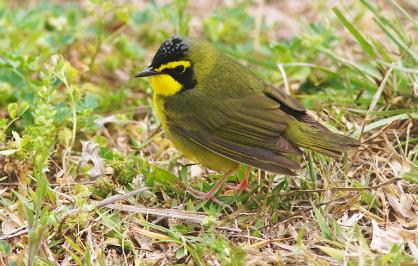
[{"x1": 135, "y1": 37, "x2": 359, "y2": 199}]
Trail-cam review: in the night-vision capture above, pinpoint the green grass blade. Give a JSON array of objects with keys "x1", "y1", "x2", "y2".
[{"x1": 332, "y1": 7, "x2": 377, "y2": 58}]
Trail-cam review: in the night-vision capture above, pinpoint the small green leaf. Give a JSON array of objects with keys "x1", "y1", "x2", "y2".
[
  {"x1": 176, "y1": 246, "x2": 187, "y2": 260},
  {"x1": 18, "y1": 101, "x2": 30, "y2": 116},
  {"x1": 14, "y1": 192, "x2": 35, "y2": 228},
  {"x1": 296, "y1": 225, "x2": 305, "y2": 246},
  {"x1": 7, "y1": 102, "x2": 29, "y2": 120},
  {"x1": 7, "y1": 103, "x2": 18, "y2": 119},
  {"x1": 312, "y1": 204, "x2": 333, "y2": 240},
  {"x1": 401, "y1": 167, "x2": 418, "y2": 184},
  {"x1": 35, "y1": 173, "x2": 48, "y2": 211},
  {"x1": 64, "y1": 236, "x2": 83, "y2": 265},
  {"x1": 0, "y1": 240, "x2": 11, "y2": 256},
  {"x1": 318, "y1": 246, "x2": 344, "y2": 262}
]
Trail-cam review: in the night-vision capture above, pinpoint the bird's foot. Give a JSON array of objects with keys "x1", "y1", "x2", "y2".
[
  {"x1": 186, "y1": 187, "x2": 217, "y2": 200},
  {"x1": 224, "y1": 166, "x2": 252, "y2": 194},
  {"x1": 185, "y1": 172, "x2": 233, "y2": 211},
  {"x1": 225, "y1": 182, "x2": 251, "y2": 194},
  {"x1": 187, "y1": 187, "x2": 233, "y2": 211}
]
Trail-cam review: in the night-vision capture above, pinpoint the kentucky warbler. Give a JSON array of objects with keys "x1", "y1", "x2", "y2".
[{"x1": 135, "y1": 37, "x2": 359, "y2": 198}]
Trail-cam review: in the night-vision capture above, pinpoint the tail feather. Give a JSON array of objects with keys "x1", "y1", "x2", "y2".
[{"x1": 284, "y1": 117, "x2": 359, "y2": 157}]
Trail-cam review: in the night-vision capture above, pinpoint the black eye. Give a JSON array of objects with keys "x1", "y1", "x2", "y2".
[{"x1": 174, "y1": 65, "x2": 185, "y2": 74}]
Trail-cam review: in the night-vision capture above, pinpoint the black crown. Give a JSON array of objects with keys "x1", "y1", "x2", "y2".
[{"x1": 151, "y1": 37, "x2": 189, "y2": 68}]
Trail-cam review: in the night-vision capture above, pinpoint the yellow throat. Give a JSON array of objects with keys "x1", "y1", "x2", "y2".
[
  {"x1": 150, "y1": 60, "x2": 191, "y2": 129},
  {"x1": 150, "y1": 60, "x2": 191, "y2": 96}
]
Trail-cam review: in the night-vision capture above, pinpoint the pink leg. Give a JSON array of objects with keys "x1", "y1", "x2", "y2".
[
  {"x1": 225, "y1": 166, "x2": 252, "y2": 193},
  {"x1": 187, "y1": 174, "x2": 228, "y2": 199},
  {"x1": 187, "y1": 170, "x2": 234, "y2": 200},
  {"x1": 234, "y1": 166, "x2": 252, "y2": 192},
  {"x1": 187, "y1": 171, "x2": 234, "y2": 211}
]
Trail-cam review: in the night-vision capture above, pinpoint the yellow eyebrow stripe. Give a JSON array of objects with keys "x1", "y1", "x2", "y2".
[{"x1": 156, "y1": 60, "x2": 191, "y2": 72}]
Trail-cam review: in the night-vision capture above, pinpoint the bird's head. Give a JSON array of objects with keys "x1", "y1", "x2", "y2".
[{"x1": 135, "y1": 36, "x2": 208, "y2": 96}]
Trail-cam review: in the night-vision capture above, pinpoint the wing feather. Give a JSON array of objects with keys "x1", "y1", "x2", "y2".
[{"x1": 165, "y1": 95, "x2": 302, "y2": 174}]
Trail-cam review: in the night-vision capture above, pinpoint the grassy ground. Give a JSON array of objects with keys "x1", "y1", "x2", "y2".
[{"x1": 0, "y1": 0, "x2": 417, "y2": 265}]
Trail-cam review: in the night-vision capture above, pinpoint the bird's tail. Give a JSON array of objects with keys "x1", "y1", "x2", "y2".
[{"x1": 284, "y1": 117, "x2": 359, "y2": 157}]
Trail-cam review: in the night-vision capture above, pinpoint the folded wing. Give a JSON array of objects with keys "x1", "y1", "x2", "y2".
[{"x1": 165, "y1": 95, "x2": 302, "y2": 175}]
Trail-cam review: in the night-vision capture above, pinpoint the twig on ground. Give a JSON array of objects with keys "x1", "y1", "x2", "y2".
[
  {"x1": 0, "y1": 226, "x2": 29, "y2": 240},
  {"x1": 105, "y1": 204, "x2": 209, "y2": 224},
  {"x1": 277, "y1": 177, "x2": 401, "y2": 197},
  {"x1": 95, "y1": 187, "x2": 149, "y2": 208}
]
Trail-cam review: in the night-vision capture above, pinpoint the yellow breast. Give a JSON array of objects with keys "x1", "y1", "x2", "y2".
[
  {"x1": 150, "y1": 75, "x2": 182, "y2": 97},
  {"x1": 152, "y1": 93, "x2": 237, "y2": 172},
  {"x1": 153, "y1": 93, "x2": 165, "y2": 123}
]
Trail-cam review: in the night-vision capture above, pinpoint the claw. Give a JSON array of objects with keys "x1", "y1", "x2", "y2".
[
  {"x1": 225, "y1": 166, "x2": 252, "y2": 194},
  {"x1": 186, "y1": 170, "x2": 234, "y2": 211}
]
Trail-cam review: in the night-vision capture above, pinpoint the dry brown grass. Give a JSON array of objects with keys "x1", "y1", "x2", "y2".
[{"x1": 0, "y1": 0, "x2": 417, "y2": 265}]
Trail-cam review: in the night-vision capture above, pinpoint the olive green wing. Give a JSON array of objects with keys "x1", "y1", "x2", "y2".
[
  {"x1": 262, "y1": 82, "x2": 306, "y2": 112},
  {"x1": 262, "y1": 82, "x2": 331, "y2": 131},
  {"x1": 165, "y1": 95, "x2": 302, "y2": 175}
]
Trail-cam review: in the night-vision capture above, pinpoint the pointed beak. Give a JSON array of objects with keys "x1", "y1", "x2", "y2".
[{"x1": 134, "y1": 67, "x2": 160, "y2": 78}]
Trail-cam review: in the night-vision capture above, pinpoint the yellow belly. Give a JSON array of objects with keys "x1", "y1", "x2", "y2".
[{"x1": 153, "y1": 94, "x2": 238, "y2": 172}]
